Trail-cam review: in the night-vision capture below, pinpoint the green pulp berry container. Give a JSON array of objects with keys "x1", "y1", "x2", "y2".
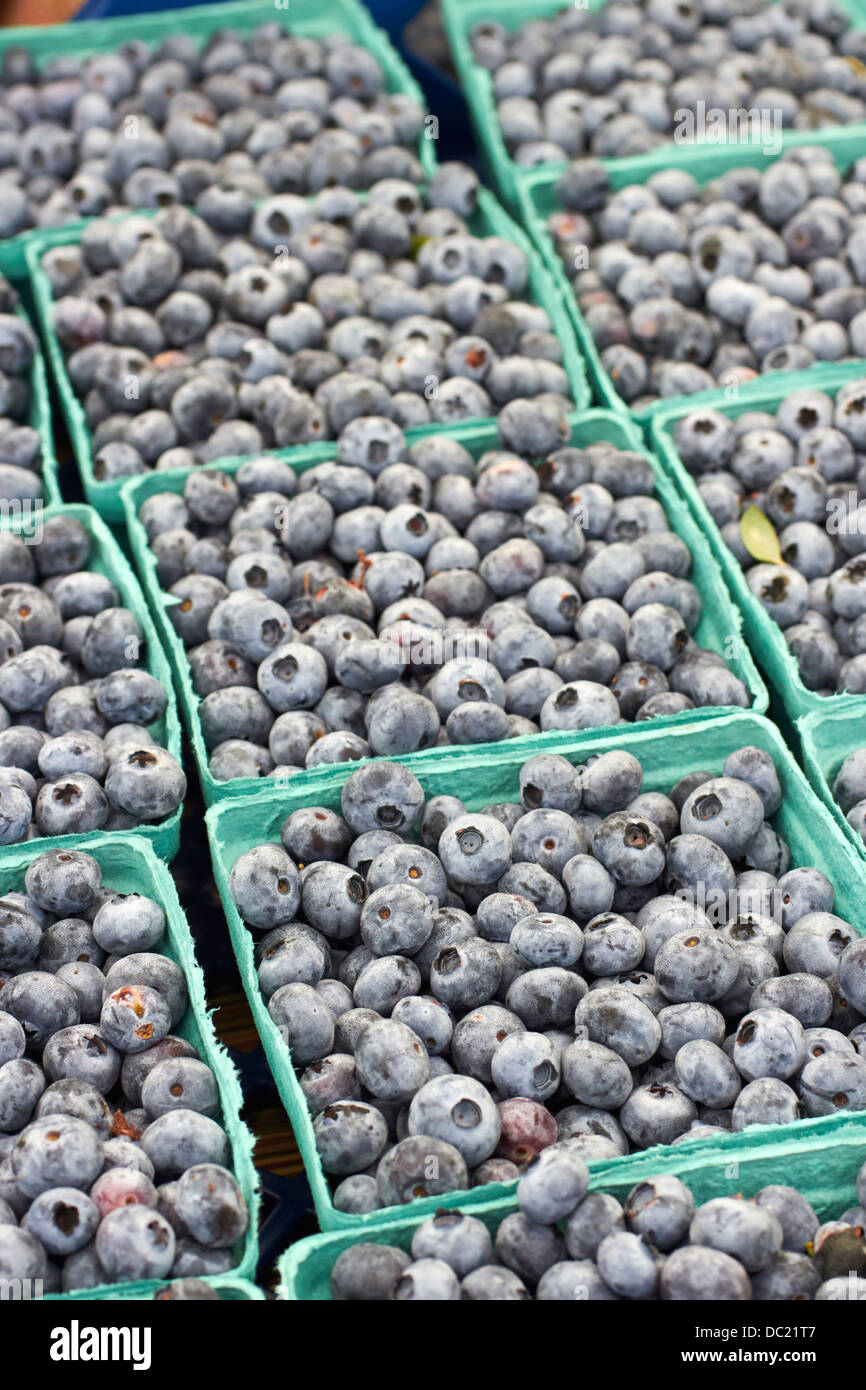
[
  {"x1": 0, "y1": 0, "x2": 435, "y2": 284},
  {"x1": 649, "y1": 363, "x2": 866, "y2": 726},
  {"x1": 28, "y1": 185, "x2": 588, "y2": 523},
  {"x1": 514, "y1": 126, "x2": 866, "y2": 426},
  {"x1": 122, "y1": 407, "x2": 766, "y2": 808},
  {"x1": 278, "y1": 1118, "x2": 866, "y2": 1298},
  {"x1": 6, "y1": 303, "x2": 60, "y2": 506},
  {"x1": 0, "y1": 501, "x2": 183, "y2": 861},
  {"x1": 206, "y1": 708, "x2": 866, "y2": 1233},
  {"x1": 0, "y1": 833, "x2": 259, "y2": 1299},
  {"x1": 441, "y1": 0, "x2": 866, "y2": 214},
  {"x1": 798, "y1": 703, "x2": 866, "y2": 863}
]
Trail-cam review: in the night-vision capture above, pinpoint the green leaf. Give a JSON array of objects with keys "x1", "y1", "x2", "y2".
[{"x1": 740, "y1": 505, "x2": 783, "y2": 565}]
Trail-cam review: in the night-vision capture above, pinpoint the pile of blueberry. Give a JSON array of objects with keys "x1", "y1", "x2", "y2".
[
  {"x1": 0, "y1": 275, "x2": 46, "y2": 505},
  {"x1": 674, "y1": 378, "x2": 866, "y2": 695},
  {"x1": 43, "y1": 160, "x2": 573, "y2": 481},
  {"x1": 140, "y1": 421, "x2": 752, "y2": 783},
  {"x1": 328, "y1": 1154, "x2": 866, "y2": 1300},
  {"x1": 549, "y1": 146, "x2": 866, "y2": 404},
  {"x1": 471, "y1": 0, "x2": 866, "y2": 167},
  {"x1": 0, "y1": 22, "x2": 429, "y2": 238},
  {"x1": 226, "y1": 745, "x2": 866, "y2": 1216},
  {"x1": 832, "y1": 746, "x2": 866, "y2": 844},
  {"x1": 0, "y1": 514, "x2": 185, "y2": 842},
  {"x1": 0, "y1": 848, "x2": 249, "y2": 1291}
]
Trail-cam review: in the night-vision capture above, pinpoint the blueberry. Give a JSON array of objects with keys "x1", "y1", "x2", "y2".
[
  {"x1": 330, "y1": 1242, "x2": 410, "y2": 1300},
  {"x1": 561, "y1": 855, "x2": 615, "y2": 925},
  {"x1": 660, "y1": 1245, "x2": 751, "y2": 1300},
  {"x1": 102, "y1": 953, "x2": 187, "y2": 1028},
  {"x1": 511, "y1": 910, "x2": 583, "y2": 969},
  {"x1": 507, "y1": 966, "x2": 584, "y2": 1030},
  {"x1": 173, "y1": 1163, "x2": 246, "y2": 1248},
  {"x1": 561, "y1": 1038, "x2": 633, "y2": 1110},
  {"x1": 0, "y1": 1224, "x2": 47, "y2": 1282},
  {"x1": 519, "y1": 753, "x2": 581, "y2": 812},
  {"x1": 754, "y1": 1184, "x2": 819, "y2": 1253},
  {"x1": 25, "y1": 1185, "x2": 100, "y2": 1256},
  {"x1": 592, "y1": 813, "x2": 666, "y2": 886},
  {"x1": 95, "y1": 1204, "x2": 176, "y2": 1283},
  {"x1": 581, "y1": 915, "x2": 644, "y2": 976},
  {"x1": 430, "y1": 940, "x2": 501, "y2": 1012},
  {"x1": 799, "y1": 1052, "x2": 866, "y2": 1115},
  {"x1": 91, "y1": 894, "x2": 165, "y2": 955},
  {"x1": 619, "y1": 1082, "x2": 697, "y2": 1148},
  {"x1": 0, "y1": 1057, "x2": 45, "y2": 1131},
  {"x1": 408, "y1": 1074, "x2": 500, "y2": 1167},
  {"x1": 43, "y1": 1024, "x2": 120, "y2": 1091},
  {"x1": 732, "y1": 1077, "x2": 801, "y2": 1130},
  {"x1": 690, "y1": 1196, "x2": 783, "y2": 1273},
  {"x1": 597, "y1": 1230, "x2": 660, "y2": 1299},
  {"x1": 411, "y1": 1209, "x2": 493, "y2": 1277},
  {"x1": 625, "y1": 1174, "x2": 695, "y2": 1252},
  {"x1": 12, "y1": 1114, "x2": 102, "y2": 1197},
  {"x1": 341, "y1": 762, "x2": 424, "y2": 836},
  {"x1": 376, "y1": 1135, "x2": 469, "y2": 1207},
  {"x1": 449, "y1": 1003, "x2": 524, "y2": 1084},
  {"x1": 0, "y1": 1011, "x2": 25, "y2": 1068},
  {"x1": 354, "y1": 1018, "x2": 429, "y2": 1102},
  {"x1": 751, "y1": 1252, "x2": 823, "y2": 1300},
  {"x1": 674, "y1": 1039, "x2": 742, "y2": 1109},
  {"x1": 574, "y1": 990, "x2": 661, "y2": 1067},
  {"x1": 100, "y1": 983, "x2": 171, "y2": 1054},
  {"x1": 332, "y1": 1174, "x2": 380, "y2": 1215},
  {"x1": 838, "y1": 937, "x2": 866, "y2": 1016},
  {"x1": 268, "y1": 981, "x2": 335, "y2": 1066},
  {"x1": 228, "y1": 844, "x2": 300, "y2": 929},
  {"x1": 655, "y1": 929, "x2": 739, "y2": 1005},
  {"x1": 3, "y1": 971, "x2": 80, "y2": 1048},
  {"x1": 314, "y1": 1099, "x2": 388, "y2": 1176},
  {"x1": 300, "y1": 1054, "x2": 361, "y2": 1116},
  {"x1": 783, "y1": 912, "x2": 854, "y2": 978},
  {"x1": 139, "y1": 1109, "x2": 228, "y2": 1178},
  {"x1": 392, "y1": 1257, "x2": 461, "y2": 1301},
  {"x1": 140, "y1": 1058, "x2": 219, "y2": 1120},
  {"x1": 490, "y1": 1030, "x2": 560, "y2": 1103}
]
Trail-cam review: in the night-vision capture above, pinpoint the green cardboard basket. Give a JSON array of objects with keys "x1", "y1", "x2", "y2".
[
  {"x1": 0, "y1": 500, "x2": 183, "y2": 861},
  {"x1": 0, "y1": 0, "x2": 435, "y2": 284},
  {"x1": 514, "y1": 126, "x2": 866, "y2": 425},
  {"x1": 0, "y1": 832, "x2": 259, "y2": 1300},
  {"x1": 206, "y1": 708, "x2": 866, "y2": 1233},
  {"x1": 122, "y1": 408, "x2": 766, "y2": 808},
  {"x1": 442, "y1": 0, "x2": 866, "y2": 214},
  {"x1": 28, "y1": 185, "x2": 588, "y2": 523},
  {"x1": 649, "y1": 363, "x2": 866, "y2": 726},
  {"x1": 277, "y1": 1118, "x2": 866, "y2": 1297},
  {"x1": 798, "y1": 703, "x2": 866, "y2": 864}
]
